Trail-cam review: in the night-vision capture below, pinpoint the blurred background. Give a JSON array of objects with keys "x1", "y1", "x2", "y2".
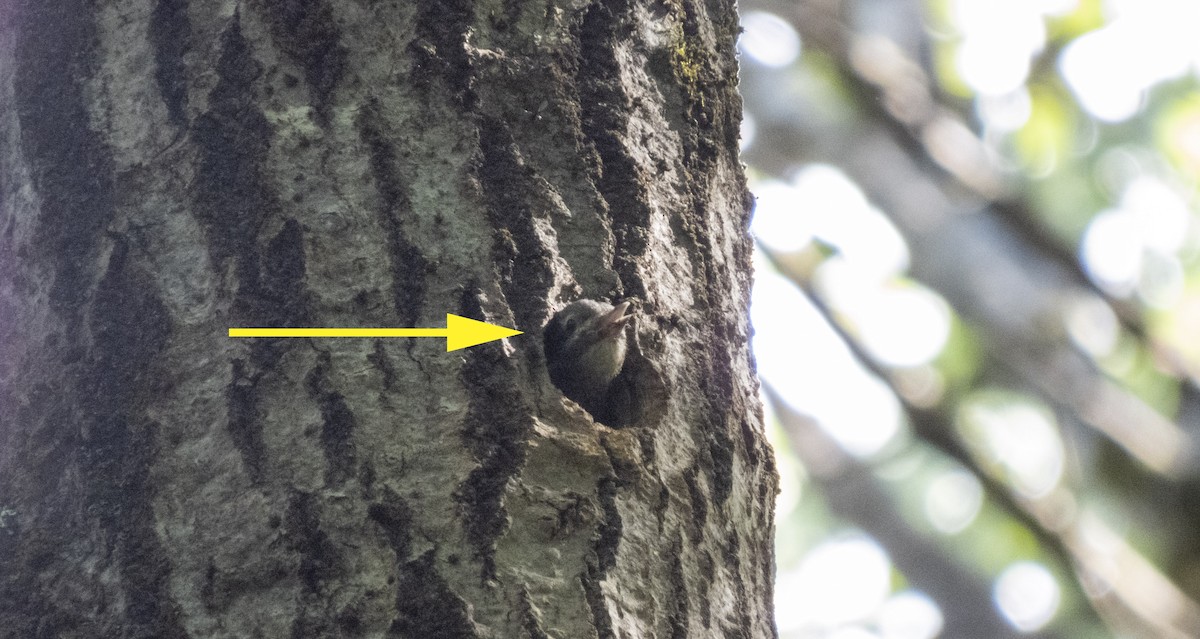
[{"x1": 737, "y1": 1, "x2": 1200, "y2": 637}]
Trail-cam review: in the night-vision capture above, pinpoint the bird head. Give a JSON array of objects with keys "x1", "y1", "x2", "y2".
[{"x1": 543, "y1": 299, "x2": 632, "y2": 403}]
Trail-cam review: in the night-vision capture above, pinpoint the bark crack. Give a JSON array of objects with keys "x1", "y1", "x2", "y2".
[
  {"x1": 354, "y1": 98, "x2": 430, "y2": 330},
  {"x1": 304, "y1": 350, "x2": 359, "y2": 487},
  {"x1": 454, "y1": 288, "x2": 532, "y2": 582},
  {"x1": 255, "y1": 0, "x2": 347, "y2": 126}
]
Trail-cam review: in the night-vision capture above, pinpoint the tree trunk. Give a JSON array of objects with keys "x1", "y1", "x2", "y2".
[{"x1": 0, "y1": 1, "x2": 775, "y2": 637}]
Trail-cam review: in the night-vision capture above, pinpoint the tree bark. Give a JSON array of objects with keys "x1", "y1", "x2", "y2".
[{"x1": 0, "y1": 1, "x2": 775, "y2": 638}]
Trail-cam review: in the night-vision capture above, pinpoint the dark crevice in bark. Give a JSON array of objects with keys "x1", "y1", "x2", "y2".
[
  {"x1": 656, "y1": 485, "x2": 671, "y2": 534},
  {"x1": 225, "y1": 215, "x2": 311, "y2": 485},
  {"x1": 692, "y1": 3, "x2": 756, "y2": 511},
  {"x1": 284, "y1": 491, "x2": 341, "y2": 594},
  {"x1": 305, "y1": 351, "x2": 359, "y2": 487},
  {"x1": 16, "y1": 0, "x2": 113, "y2": 319},
  {"x1": 697, "y1": 549, "x2": 714, "y2": 628},
  {"x1": 760, "y1": 514, "x2": 777, "y2": 633},
  {"x1": 10, "y1": 2, "x2": 186, "y2": 635},
  {"x1": 655, "y1": 0, "x2": 749, "y2": 511},
  {"x1": 581, "y1": 468, "x2": 623, "y2": 638},
  {"x1": 368, "y1": 340, "x2": 398, "y2": 391},
  {"x1": 333, "y1": 603, "x2": 368, "y2": 637},
  {"x1": 369, "y1": 487, "x2": 415, "y2": 561},
  {"x1": 200, "y1": 14, "x2": 307, "y2": 489},
  {"x1": 740, "y1": 413, "x2": 763, "y2": 467},
  {"x1": 85, "y1": 238, "x2": 185, "y2": 637},
  {"x1": 263, "y1": 217, "x2": 312, "y2": 324},
  {"x1": 201, "y1": 556, "x2": 219, "y2": 611},
  {"x1": 637, "y1": 428, "x2": 658, "y2": 468},
  {"x1": 724, "y1": 531, "x2": 756, "y2": 638},
  {"x1": 390, "y1": 551, "x2": 479, "y2": 639},
  {"x1": 599, "y1": 433, "x2": 638, "y2": 487},
  {"x1": 515, "y1": 28, "x2": 611, "y2": 295},
  {"x1": 671, "y1": 0, "x2": 722, "y2": 168},
  {"x1": 590, "y1": 435, "x2": 627, "y2": 598},
  {"x1": 193, "y1": 12, "x2": 270, "y2": 265},
  {"x1": 519, "y1": 587, "x2": 553, "y2": 639},
  {"x1": 284, "y1": 491, "x2": 341, "y2": 638},
  {"x1": 227, "y1": 358, "x2": 268, "y2": 483},
  {"x1": 576, "y1": 0, "x2": 651, "y2": 302},
  {"x1": 149, "y1": 0, "x2": 191, "y2": 126},
  {"x1": 671, "y1": 188, "x2": 739, "y2": 511},
  {"x1": 592, "y1": 476, "x2": 623, "y2": 573},
  {"x1": 475, "y1": 117, "x2": 555, "y2": 328},
  {"x1": 454, "y1": 288, "x2": 531, "y2": 582},
  {"x1": 355, "y1": 97, "x2": 430, "y2": 330},
  {"x1": 580, "y1": 454, "x2": 628, "y2": 639},
  {"x1": 683, "y1": 466, "x2": 708, "y2": 542},
  {"x1": 410, "y1": 0, "x2": 477, "y2": 110},
  {"x1": 574, "y1": 1, "x2": 681, "y2": 436},
  {"x1": 666, "y1": 535, "x2": 690, "y2": 639},
  {"x1": 194, "y1": 11, "x2": 302, "y2": 332},
  {"x1": 703, "y1": 410, "x2": 735, "y2": 506},
  {"x1": 682, "y1": 372, "x2": 736, "y2": 510},
  {"x1": 675, "y1": 224, "x2": 740, "y2": 506},
  {"x1": 255, "y1": 0, "x2": 347, "y2": 125},
  {"x1": 319, "y1": 391, "x2": 357, "y2": 487},
  {"x1": 581, "y1": 567, "x2": 616, "y2": 639}
]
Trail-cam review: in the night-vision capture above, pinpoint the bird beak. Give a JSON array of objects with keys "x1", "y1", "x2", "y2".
[{"x1": 597, "y1": 301, "x2": 632, "y2": 339}]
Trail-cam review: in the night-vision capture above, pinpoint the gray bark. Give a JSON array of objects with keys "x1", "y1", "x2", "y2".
[{"x1": 0, "y1": 1, "x2": 775, "y2": 638}]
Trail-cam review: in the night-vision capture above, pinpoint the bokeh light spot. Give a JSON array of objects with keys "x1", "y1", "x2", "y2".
[
  {"x1": 924, "y1": 469, "x2": 983, "y2": 535},
  {"x1": 880, "y1": 590, "x2": 945, "y2": 639},
  {"x1": 740, "y1": 11, "x2": 802, "y2": 68},
  {"x1": 777, "y1": 535, "x2": 893, "y2": 630},
  {"x1": 993, "y1": 561, "x2": 1061, "y2": 632}
]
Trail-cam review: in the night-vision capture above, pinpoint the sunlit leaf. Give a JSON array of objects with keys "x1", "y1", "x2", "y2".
[
  {"x1": 1046, "y1": 0, "x2": 1106, "y2": 43},
  {"x1": 1014, "y1": 83, "x2": 1075, "y2": 175},
  {"x1": 1156, "y1": 93, "x2": 1200, "y2": 182}
]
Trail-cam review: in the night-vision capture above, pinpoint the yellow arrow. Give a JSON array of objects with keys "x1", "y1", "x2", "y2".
[{"x1": 228, "y1": 314, "x2": 523, "y2": 352}]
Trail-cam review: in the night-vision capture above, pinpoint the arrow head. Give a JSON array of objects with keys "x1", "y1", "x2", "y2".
[{"x1": 445, "y1": 314, "x2": 523, "y2": 351}]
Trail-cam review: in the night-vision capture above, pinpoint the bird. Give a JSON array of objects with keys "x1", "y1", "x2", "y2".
[{"x1": 543, "y1": 299, "x2": 633, "y2": 425}]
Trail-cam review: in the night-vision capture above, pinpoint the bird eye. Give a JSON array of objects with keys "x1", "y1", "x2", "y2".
[{"x1": 563, "y1": 318, "x2": 578, "y2": 333}]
